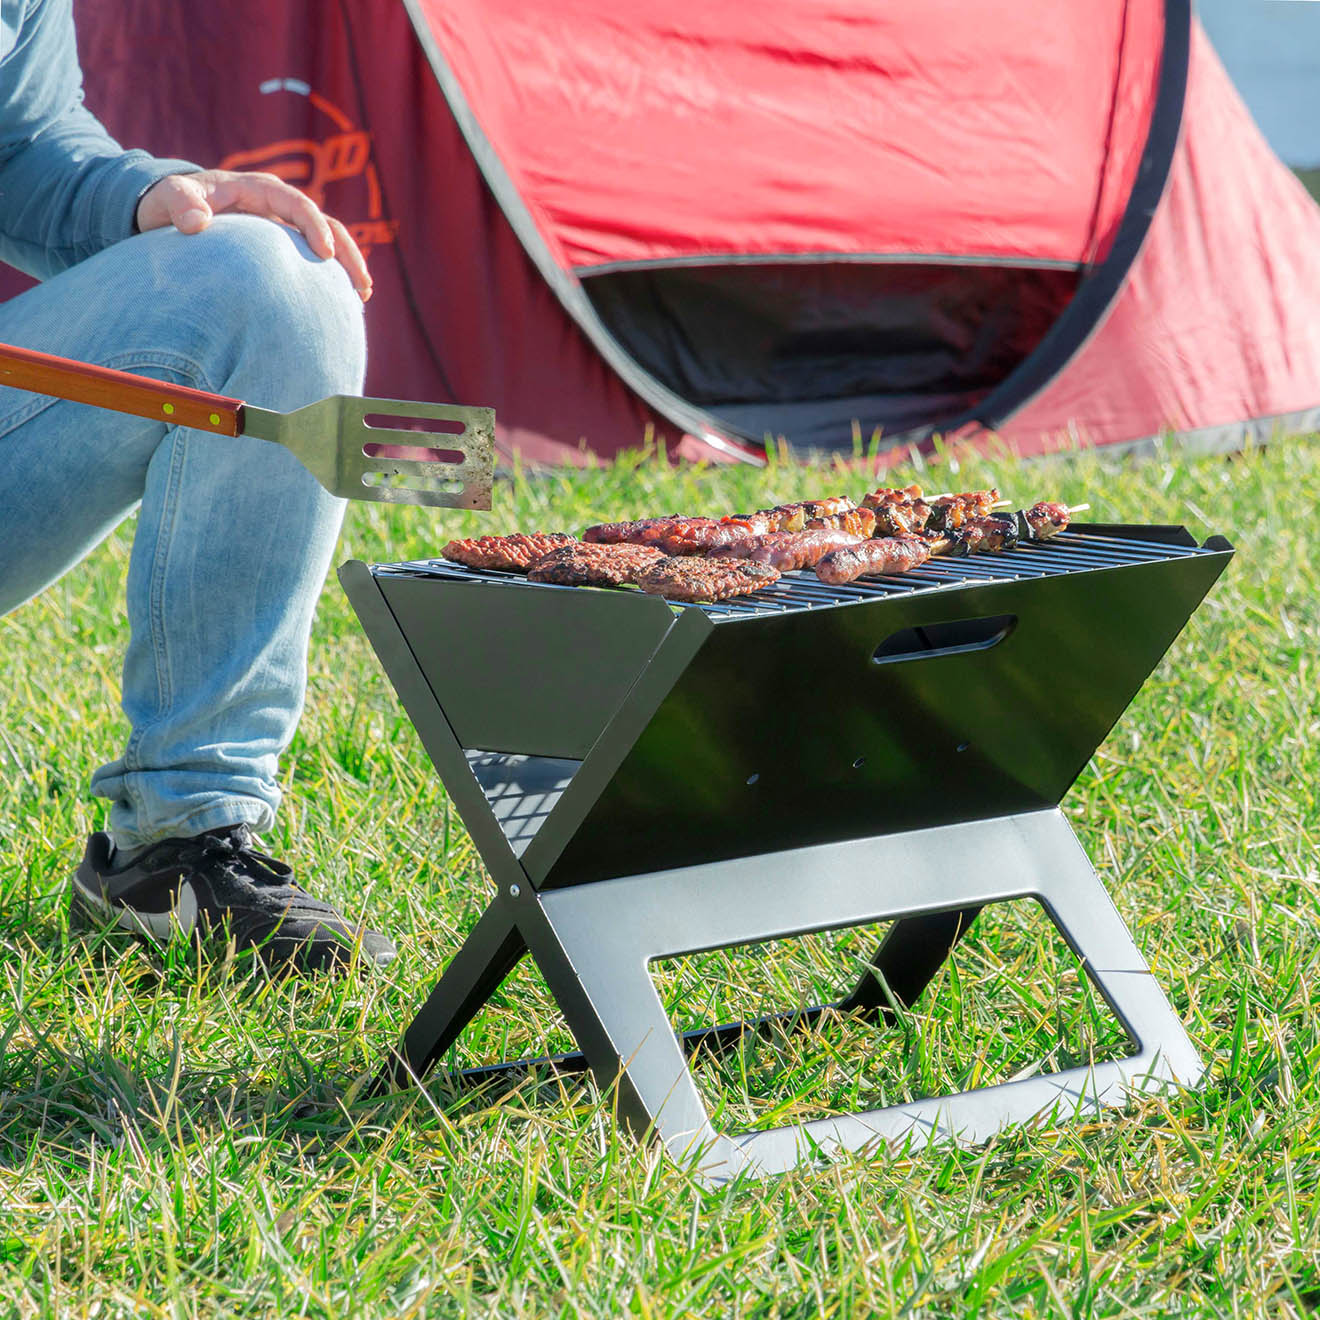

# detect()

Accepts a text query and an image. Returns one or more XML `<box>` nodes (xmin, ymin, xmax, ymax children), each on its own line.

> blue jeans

<box><xmin>0</xmin><ymin>215</ymin><xmax>365</xmax><ymax>850</ymax></box>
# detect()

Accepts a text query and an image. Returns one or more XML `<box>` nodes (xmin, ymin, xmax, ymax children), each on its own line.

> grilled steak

<box><xmin>634</xmin><ymin>556</ymin><xmax>781</xmax><ymax>602</ymax></box>
<box><xmin>815</xmin><ymin>535</ymin><xmax>932</xmax><ymax>585</ymax></box>
<box><xmin>708</xmin><ymin>528</ymin><xmax>866</xmax><ymax>570</ymax></box>
<box><xmin>527</xmin><ymin>541</ymin><xmax>666</xmax><ymax>587</ymax></box>
<box><xmin>442</xmin><ymin>532</ymin><xmax>575</xmax><ymax>572</ymax></box>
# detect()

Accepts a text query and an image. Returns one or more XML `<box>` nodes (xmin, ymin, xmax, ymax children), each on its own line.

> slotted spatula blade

<box><xmin>0</xmin><ymin>341</ymin><xmax>497</xmax><ymax>511</ymax></box>
<box><xmin>242</xmin><ymin>396</ymin><xmax>495</xmax><ymax>510</ymax></box>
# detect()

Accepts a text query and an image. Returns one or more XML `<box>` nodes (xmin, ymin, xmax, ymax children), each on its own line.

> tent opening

<box><xmin>581</xmin><ymin>261</ymin><xmax>1082</xmax><ymax>444</ymax></box>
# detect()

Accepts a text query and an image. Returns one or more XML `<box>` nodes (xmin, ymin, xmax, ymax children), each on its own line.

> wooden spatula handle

<box><xmin>0</xmin><ymin>341</ymin><xmax>243</xmax><ymax>435</ymax></box>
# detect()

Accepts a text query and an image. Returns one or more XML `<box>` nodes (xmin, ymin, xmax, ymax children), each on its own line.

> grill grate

<box><xmin>375</xmin><ymin>529</ymin><xmax>1217</xmax><ymax>619</ymax></box>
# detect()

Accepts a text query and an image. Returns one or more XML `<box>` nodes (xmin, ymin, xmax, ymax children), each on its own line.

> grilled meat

<box><xmin>443</xmin><ymin>532</ymin><xmax>575</xmax><ymax>572</ymax></box>
<box><xmin>708</xmin><ymin>528</ymin><xmax>866</xmax><ymax>570</ymax></box>
<box><xmin>805</xmin><ymin>506</ymin><xmax>877</xmax><ymax>537</ymax></box>
<box><xmin>798</xmin><ymin>496</ymin><xmax>856</xmax><ymax>520</ymax></box>
<box><xmin>815</xmin><ymin>534</ymin><xmax>932</xmax><ymax>585</ymax></box>
<box><xmin>924</xmin><ymin>514</ymin><xmax>1019</xmax><ymax>558</ymax></box>
<box><xmin>582</xmin><ymin>515</ymin><xmax>693</xmax><ymax>545</ymax></box>
<box><xmin>719</xmin><ymin>510</ymin><xmax>781</xmax><ymax>536</ymax></box>
<box><xmin>926</xmin><ymin>488</ymin><xmax>1000</xmax><ymax>531</ymax></box>
<box><xmin>527</xmin><ymin>541</ymin><xmax>666</xmax><ymax>587</ymax></box>
<box><xmin>1020</xmin><ymin>501</ymin><xmax>1072</xmax><ymax>541</ymax></box>
<box><xmin>862</xmin><ymin>485</ymin><xmax>932</xmax><ymax>537</ymax></box>
<box><xmin>634</xmin><ymin>556</ymin><xmax>781</xmax><ymax>602</ymax></box>
<box><xmin>656</xmin><ymin>520</ymin><xmax>753</xmax><ymax>555</ymax></box>
<box><xmin>861</xmin><ymin>484</ymin><xmax>923</xmax><ymax>510</ymax></box>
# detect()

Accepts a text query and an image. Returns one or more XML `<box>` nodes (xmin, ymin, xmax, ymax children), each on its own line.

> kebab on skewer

<box><xmin>660</xmin><ymin>496</ymin><xmax>859</xmax><ymax>552</ymax></box>
<box><xmin>862</xmin><ymin>485</ymin><xmax>1001</xmax><ymax>536</ymax></box>
<box><xmin>814</xmin><ymin>502</ymin><xmax>1084</xmax><ymax>584</ymax></box>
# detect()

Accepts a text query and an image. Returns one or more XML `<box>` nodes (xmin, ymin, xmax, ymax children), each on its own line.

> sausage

<box><xmin>815</xmin><ymin>535</ymin><xmax>932</xmax><ymax>585</ymax></box>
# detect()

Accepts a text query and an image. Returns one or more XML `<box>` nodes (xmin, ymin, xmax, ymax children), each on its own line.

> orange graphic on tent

<box><xmin>219</xmin><ymin>79</ymin><xmax>397</xmax><ymax>256</ymax></box>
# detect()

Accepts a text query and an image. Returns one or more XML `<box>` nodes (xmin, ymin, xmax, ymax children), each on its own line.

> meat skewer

<box><xmin>804</xmin><ymin>506</ymin><xmax>877</xmax><ymax>536</ymax></box>
<box><xmin>862</xmin><ymin>484</ymin><xmax>1000</xmax><ymax>536</ymax></box>
<box><xmin>861</xmin><ymin>485</ymin><xmax>931</xmax><ymax>536</ymax></box>
<box><xmin>1018</xmin><ymin>501</ymin><xmax>1076</xmax><ymax>541</ymax></box>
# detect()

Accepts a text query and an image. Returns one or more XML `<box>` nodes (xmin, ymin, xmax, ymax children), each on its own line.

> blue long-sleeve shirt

<box><xmin>0</xmin><ymin>0</ymin><xmax>198</xmax><ymax>280</ymax></box>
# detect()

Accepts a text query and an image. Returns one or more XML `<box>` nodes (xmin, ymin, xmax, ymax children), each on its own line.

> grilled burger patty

<box><xmin>527</xmin><ymin>541</ymin><xmax>665</xmax><ymax>586</ymax></box>
<box><xmin>634</xmin><ymin>556</ymin><xmax>781</xmax><ymax>602</ymax></box>
<box><xmin>708</xmin><ymin>528</ymin><xmax>866</xmax><ymax>570</ymax></box>
<box><xmin>442</xmin><ymin>532</ymin><xmax>575</xmax><ymax>572</ymax></box>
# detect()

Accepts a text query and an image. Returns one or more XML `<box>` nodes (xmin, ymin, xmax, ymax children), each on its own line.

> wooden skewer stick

<box><xmin>1067</xmin><ymin>504</ymin><xmax>1090</xmax><ymax>514</ymax></box>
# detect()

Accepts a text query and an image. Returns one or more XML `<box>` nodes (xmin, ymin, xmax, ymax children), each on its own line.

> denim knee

<box><xmin>143</xmin><ymin>214</ymin><xmax>367</xmax><ymax>404</ymax></box>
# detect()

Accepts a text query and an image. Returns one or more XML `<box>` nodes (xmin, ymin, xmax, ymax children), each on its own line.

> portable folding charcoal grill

<box><xmin>341</xmin><ymin>521</ymin><xmax>1233</xmax><ymax>1181</ymax></box>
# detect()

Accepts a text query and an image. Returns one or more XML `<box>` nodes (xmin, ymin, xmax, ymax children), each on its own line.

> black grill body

<box><xmin>342</xmin><ymin>524</ymin><xmax>1232</xmax><ymax>1180</ymax></box>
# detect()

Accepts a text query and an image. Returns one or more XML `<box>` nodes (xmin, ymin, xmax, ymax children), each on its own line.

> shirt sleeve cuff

<box><xmin>100</xmin><ymin>151</ymin><xmax>204</xmax><ymax>238</ymax></box>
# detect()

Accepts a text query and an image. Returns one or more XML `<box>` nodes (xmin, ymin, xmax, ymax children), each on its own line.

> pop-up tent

<box><xmin>12</xmin><ymin>1</ymin><xmax>1320</xmax><ymax>463</ymax></box>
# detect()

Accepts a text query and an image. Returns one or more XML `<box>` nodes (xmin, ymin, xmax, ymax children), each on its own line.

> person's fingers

<box><xmin>325</xmin><ymin>214</ymin><xmax>373</xmax><ymax>302</ymax></box>
<box><xmin>169</xmin><ymin>175</ymin><xmax>214</xmax><ymax>233</ymax></box>
<box><xmin>217</xmin><ymin>173</ymin><xmax>337</xmax><ymax>260</ymax></box>
<box><xmin>136</xmin><ymin>173</ymin><xmax>213</xmax><ymax>234</ymax></box>
<box><xmin>137</xmin><ymin>169</ymin><xmax>373</xmax><ymax>301</ymax></box>
<box><xmin>217</xmin><ymin>176</ymin><xmax>372</xmax><ymax>299</ymax></box>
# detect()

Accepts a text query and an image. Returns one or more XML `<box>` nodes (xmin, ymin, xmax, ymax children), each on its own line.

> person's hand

<box><xmin>135</xmin><ymin>169</ymin><xmax>373</xmax><ymax>302</ymax></box>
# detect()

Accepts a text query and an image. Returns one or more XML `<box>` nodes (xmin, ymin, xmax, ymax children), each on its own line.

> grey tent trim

<box><xmin>399</xmin><ymin>0</ymin><xmax>761</xmax><ymax>462</ymax></box>
<box><xmin>574</xmin><ymin>252</ymin><xmax>1085</xmax><ymax>278</ymax></box>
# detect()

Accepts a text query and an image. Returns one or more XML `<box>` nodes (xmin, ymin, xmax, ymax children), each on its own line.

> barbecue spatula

<box><xmin>0</xmin><ymin>341</ymin><xmax>495</xmax><ymax>510</ymax></box>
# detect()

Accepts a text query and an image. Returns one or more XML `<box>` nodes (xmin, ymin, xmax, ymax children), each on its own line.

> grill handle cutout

<box><xmin>872</xmin><ymin>613</ymin><xmax>1017</xmax><ymax>665</ymax></box>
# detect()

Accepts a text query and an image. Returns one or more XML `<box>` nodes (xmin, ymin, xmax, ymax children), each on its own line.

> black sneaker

<box><xmin>69</xmin><ymin>824</ymin><xmax>396</xmax><ymax>972</ymax></box>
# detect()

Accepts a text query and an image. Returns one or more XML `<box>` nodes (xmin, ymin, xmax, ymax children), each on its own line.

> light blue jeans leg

<box><xmin>0</xmin><ymin>214</ymin><xmax>365</xmax><ymax>850</ymax></box>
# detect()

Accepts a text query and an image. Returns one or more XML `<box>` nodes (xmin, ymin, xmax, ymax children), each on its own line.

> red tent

<box><xmin>16</xmin><ymin>1</ymin><xmax>1320</xmax><ymax>463</ymax></box>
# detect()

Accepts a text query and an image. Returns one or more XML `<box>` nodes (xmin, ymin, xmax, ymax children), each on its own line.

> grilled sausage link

<box><xmin>815</xmin><ymin>534</ymin><xmax>932</xmax><ymax>585</ymax></box>
<box><xmin>708</xmin><ymin>528</ymin><xmax>866</xmax><ymax>570</ymax></box>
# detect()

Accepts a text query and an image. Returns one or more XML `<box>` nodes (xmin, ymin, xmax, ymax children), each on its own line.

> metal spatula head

<box><xmin>242</xmin><ymin>397</ymin><xmax>496</xmax><ymax>510</ymax></box>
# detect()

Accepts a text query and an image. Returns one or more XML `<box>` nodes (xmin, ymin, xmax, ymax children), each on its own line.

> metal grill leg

<box><xmin>377</xmin><ymin>810</ymin><xmax>1203</xmax><ymax>1183</ymax></box>
<box><xmin>839</xmin><ymin>905</ymin><xmax>985</xmax><ymax>1018</ymax></box>
<box><xmin>372</xmin><ymin>899</ymin><xmax>527</xmax><ymax>1092</ymax></box>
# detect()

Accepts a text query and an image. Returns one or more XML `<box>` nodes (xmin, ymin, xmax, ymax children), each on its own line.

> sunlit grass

<box><xmin>1</xmin><ymin>435</ymin><xmax>1317</xmax><ymax>1316</ymax></box>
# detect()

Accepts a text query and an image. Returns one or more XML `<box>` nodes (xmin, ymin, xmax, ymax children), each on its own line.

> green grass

<box><xmin>2</xmin><ymin>436</ymin><xmax>1319</xmax><ymax>1317</ymax></box>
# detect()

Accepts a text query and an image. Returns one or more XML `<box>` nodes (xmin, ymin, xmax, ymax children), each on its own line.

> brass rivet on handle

<box><xmin>209</xmin><ymin>413</ymin><xmax>221</xmax><ymax>426</ymax></box>
<box><xmin>162</xmin><ymin>403</ymin><xmax>175</xmax><ymax>416</ymax></box>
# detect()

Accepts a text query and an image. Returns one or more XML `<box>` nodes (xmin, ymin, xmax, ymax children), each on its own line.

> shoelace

<box><xmin>180</xmin><ymin>826</ymin><xmax>296</xmax><ymax>888</ymax></box>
